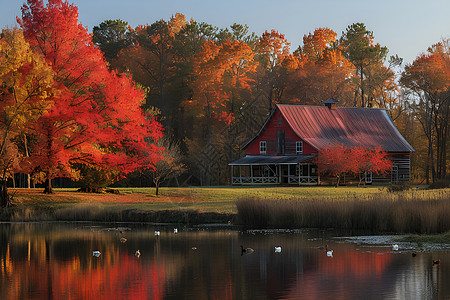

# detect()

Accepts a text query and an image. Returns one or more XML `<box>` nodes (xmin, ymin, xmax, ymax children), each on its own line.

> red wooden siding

<box><xmin>245</xmin><ymin>109</ymin><xmax>318</xmax><ymax>155</ymax></box>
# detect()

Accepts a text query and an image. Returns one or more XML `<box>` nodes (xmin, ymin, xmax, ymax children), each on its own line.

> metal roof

<box><xmin>243</xmin><ymin>104</ymin><xmax>415</xmax><ymax>153</ymax></box>
<box><xmin>229</xmin><ymin>154</ymin><xmax>316</xmax><ymax>166</ymax></box>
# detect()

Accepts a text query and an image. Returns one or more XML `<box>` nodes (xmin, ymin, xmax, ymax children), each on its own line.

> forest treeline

<box><xmin>91</xmin><ymin>13</ymin><xmax>448</xmax><ymax>186</ymax></box>
<box><xmin>0</xmin><ymin>0</ymin><xmax>448</xmax><ymax>201</ymax></box>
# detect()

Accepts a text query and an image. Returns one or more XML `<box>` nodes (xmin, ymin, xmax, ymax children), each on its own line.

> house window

<box><xmin>296</xmin><ymin>141</ymin><xmax>303</xmax><ymax>154</ymax></box>
<box><xmin>260</xmin><ymin>141</ymin><xmax>267</xmax><ymax>154</ymax></box>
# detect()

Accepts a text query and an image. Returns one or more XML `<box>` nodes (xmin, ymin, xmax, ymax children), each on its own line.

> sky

<box><xmin>1</xmin><ymin>0</ymin><xmax>450</xmax><ymax>65</ymax></box>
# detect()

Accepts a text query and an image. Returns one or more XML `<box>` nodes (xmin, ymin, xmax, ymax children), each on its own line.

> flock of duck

<box><xmin>91</xmin><ymin>231</ymin><xmax>441</xmax><ymax>265</ymax></box>
<box><xmin>92</xmin><ymin>229</ymin><xmax>177</xmax><ymax>259</ymax></box>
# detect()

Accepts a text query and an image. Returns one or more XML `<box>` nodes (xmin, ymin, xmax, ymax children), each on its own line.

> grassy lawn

<box><xmin>8</xmin><ymin>185</ymin><xmax>437</xmax><ymax>214</ymax></box>
<box><xmin>4</xmin><ymin>186</ymin><xmax>449</xmax><ymax>228</ymax></box>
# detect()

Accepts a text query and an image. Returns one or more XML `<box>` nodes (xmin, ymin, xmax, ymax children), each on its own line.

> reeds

<box><xmin>0</xmin><ymin>204</ymin><xmax>234</xmax><ymax>224</ymax></box>
<box><xmin>235</xmin><ymin>189</ymin><xmax>450</xmax><ymax>233</ymax></box>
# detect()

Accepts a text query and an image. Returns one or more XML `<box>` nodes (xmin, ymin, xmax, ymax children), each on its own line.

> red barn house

<box><xmin>229</xmin><ymin>100</ymin><xmax>415</xmax><ymax>185</ymax></box>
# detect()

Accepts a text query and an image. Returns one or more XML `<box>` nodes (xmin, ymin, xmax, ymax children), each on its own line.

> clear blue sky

<box><xmin>1</xmin><ymin>0</ymin><xmax>450</xmax><ymax>65</ymax></box>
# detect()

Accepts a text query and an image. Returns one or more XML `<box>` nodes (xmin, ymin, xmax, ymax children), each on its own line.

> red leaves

<box><xmin>317</xmin><ymin>143</ymin><xmax>392</xmax><ymax>185</ymax></box>
<box><xmin>17</xmin><ymin>0</ymin><xmax>163</xmax><ymax>183</ymax></box>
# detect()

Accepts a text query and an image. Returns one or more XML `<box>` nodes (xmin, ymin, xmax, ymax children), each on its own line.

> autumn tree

<box><xmin>349</xmin><ymin>146</ymin><xmax>392</xmax><ymax>186</ymax></box>
<box><xmin>18</xmin><ymin>0</ymin><xmax>163</xmax><ymax>193</ymax></box>
<box><xmin>401</xmin><ymin>40</ymin><xmax>450</xmax><ymax>183</ymax></box>
<box><xmin>317</xmin><ymin>143</ymin><xmax>392</xmax><ymax>186</ymax></box>
<box><xmin>0</xmin><ymin>27</ymin><xmax>54</xmax><ymax>206</ymax></box>
<box><xmin>289</xmin><ymin>28</ymin><xmax>354</xmax><ymax>106</ymax></box>
<box><xmin>144</xmin><ymin>135</ymin><xmax>186</xmax><ymax>195</ymax></box>
<box><xmin>188</xmin><ymin>38</ymin><xmax>257</xmax><ymax>185</ymax></box>
<box><xmin>256</xmin><ymin>30</ymin><xmax>292</xmax><ymax>112</ymax></box>
<box><xmin>316</xmin><ymin>143</ymin><xmax>352</xmax><ymax>186</ymax></box>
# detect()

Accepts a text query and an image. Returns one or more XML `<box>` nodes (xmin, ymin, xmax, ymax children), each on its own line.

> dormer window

<box><xmin>260</xmin><ymin>141</ymin><xmax>267</xmax><ymax>154</ymax></box>
<box><xmin>296</xmin><ymin>141</ymin><xmax>303</xmax><ymax>154</ymax></box>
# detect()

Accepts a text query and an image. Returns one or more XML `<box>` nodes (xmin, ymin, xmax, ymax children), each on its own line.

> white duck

<box><xmin>274</xmin><ymin>246</ymin><xmax>282</xmax><ymax>253</ymax></box>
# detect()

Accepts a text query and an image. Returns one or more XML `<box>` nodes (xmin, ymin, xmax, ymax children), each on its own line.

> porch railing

<box><xmin>232</xmin><ymin>176</ymin><xmax>279</xmax><ymax>184</ymax></box>
<box><xmin>288</xmin><ymin>175</ymin><xmax>318</xmax><ymax>184</ymax></box>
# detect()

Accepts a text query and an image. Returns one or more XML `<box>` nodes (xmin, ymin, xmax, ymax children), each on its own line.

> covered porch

<box><xmin>229</xmin><ymin>155</ymin><xmax>318</xmax><ymax>185</ymax></box>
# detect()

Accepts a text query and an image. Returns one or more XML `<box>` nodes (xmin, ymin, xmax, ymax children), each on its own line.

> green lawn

<box><xmin>9</xmin><ymin>185</ymin><xmax>434</xmax><ymax>214</ymax></box>
<box><xmin>4</xmin><ymin>185</ymin><xmax>448</xmax><ymax>226</ymax></box>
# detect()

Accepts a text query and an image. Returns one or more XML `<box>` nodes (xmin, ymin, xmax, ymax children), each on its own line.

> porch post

<box><xmin>231</xmin><ymin>165</ymin><xmax>233</xmax><ymax>184</ymax></box>
<box><xmin>279</xmin><ymin>165</ymin><xmax>282</xmax><ymax>184</ymax></box>
<box><xmin>298</xmin><ymin>164</ymin><xmax>301</xmax><ymax>186</ymax></box>
<box><xmin>239</xmin><ymin>166</ymin><xmax>242</xmax><ymax>184</ymax></box>
<box><xmin>308</xmin><ymin>163</ymin><xmax>311</xmax><ymax>183</ymax></box>
<box><xmin>288</xmin><ymin>164</ymin><xmax>290</xmax><ymax>184</ymax></box>
<box><xmin>250</xmin><ymin>165</ymin><xmax>253</xmax><ymax>183</ymax></box>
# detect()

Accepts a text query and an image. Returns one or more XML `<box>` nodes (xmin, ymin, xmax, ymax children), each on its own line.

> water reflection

<box><xmin>0</xmin><ymin>223</ymin><xmax>447</xmax><ymax>299</ymax></box>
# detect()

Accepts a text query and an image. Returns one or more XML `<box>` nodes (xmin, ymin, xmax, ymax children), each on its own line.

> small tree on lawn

<box><xmin>146</xmin><ymin>135</ymin><xmax>186</xmax><ymax>196</ymax></box>
<box><xmin>316</xmin><ymin>143</ymin><xmax>352</xmax><ymax>187</ymax></box>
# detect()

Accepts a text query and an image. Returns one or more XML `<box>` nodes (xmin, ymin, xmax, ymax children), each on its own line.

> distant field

<box><xmin>8</xmin><ymin>185</ymin><xmax>436</xmax><ymax>214</ymax></box>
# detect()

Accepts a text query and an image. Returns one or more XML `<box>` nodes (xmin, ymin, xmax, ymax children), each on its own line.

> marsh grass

<box><xmin>236</xmin><ymin>189</ymin><xmax>450</xmax><ymax>233</ymax></box>
<box><xmin>1</xmin><ymin>203</ymin><xmax>233</xmax><ymax>224</ymax></box>
<box><xmin>399</xmin><ymin>231</ymin><xmax>450</xmax><ymax>244</ymax></box>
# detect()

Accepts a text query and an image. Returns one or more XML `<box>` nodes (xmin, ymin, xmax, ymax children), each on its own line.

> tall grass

<box><xmin>235</xmin><ymin>189</ymin><xmax>450</xmax><ymax>233</ymax></box>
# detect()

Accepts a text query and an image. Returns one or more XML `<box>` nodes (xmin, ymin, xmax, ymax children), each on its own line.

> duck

<box><xmin>392</xmin><ymin>244</ymin><xmax>399</xmax><ymax>251</ymax></box>
<box><xmin>326</xmin><ymin>249</ymin><xmax>333</xmax><ymax>257</ymax></box>
<box><xmin>412</xmin><ymin>252</ymin><xmax>417</xmax><ymax>257</ymax></box>
<box><xmin>174</xmin><ymin>228</ymin><xmax>178</xmax><ymax>234</ymax></box>
<box><xmin>274</xmin><ymin>246</ymin><xmax>282</xmax><ymax>253</ymax></box>
<box><xmin>135</xmin><ymin>250</ymin><xmax>141</xmax><ymax>258</ymax></box>
<box><xmin>432</xmin><ymin>259</ymin><xmax>440</xmax><ymax>265</ymax></box>
<box><xmin>120</xmin><ymin>237</ymin><xmax>127</xmax><ymax>243</ymax></box>
<box><xmin>92</xmin><ymin>250</ymin><xmax>101</xmax><ymax>257</ymax></box>
<box><xmin>155</xmin><ymin>230</ymin><xmax>160</xmax><ymax>236</ymax></box>
<box><xmin>191</xmin><ymin>247</ymin><xmax>197</xmax><ymax>250</ymax></box>
<box><xmin>241</xmin><ymin>245</ymin><xmax>255</xmax><ymax>255</ymax></box>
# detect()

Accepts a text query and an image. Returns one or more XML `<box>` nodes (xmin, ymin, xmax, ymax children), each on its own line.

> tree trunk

<box><xmin>43</xmin><ymin>178</ymin><xmax>53</xmax><ymax>194</ymax></box>
<box><xmin>155</xmin><ymin>182</ymin><xmax>159</xmax><ymax>196</ymax></box>
<box><xmin>0</xmin><ymin>179</ymin><xmax>11</xmax><ymax>208</ymax></box>
<box><xmin>24</xmin><ymin>134</ymin><xmax>31</xmax><ymax>188</ymax></box>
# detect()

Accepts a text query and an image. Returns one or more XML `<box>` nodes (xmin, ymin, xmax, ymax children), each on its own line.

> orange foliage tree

<box><xmin>256</xmin><ymin>30</ymin><xmax>293</xmax><ymax>112</ymax></box>
<box><xmin>288</xmin><ymin>28</ymin><xmax>354</xmax><ymax>105</ymax></box>
<box><xmin>187</xmin><ymin>38</ymin><xmax>256</xmax><ymax>184</ymax></box>
<box><xmin>401</xmin><ymin>40</ymin><xmax>450</xmax><ymax>183</ymax></box>
<box><xmin>0</xmin><ymin>27</ymin><xmax>54</xmax><ymax>205</ymax></box>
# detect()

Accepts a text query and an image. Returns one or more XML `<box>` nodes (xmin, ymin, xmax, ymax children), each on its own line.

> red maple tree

<box><xmin>349</xmin><ymin>146</ymin><xmax>392</xmax><ymax>186</ymax></box>
<box><xmin>18</xmin><ymin>0</ymin><xmax>163</xmax><ymax>193</ymax></box>
<box><xmin>317</xmin><ymin>143</ymin><xmax>392</xmax><ymax>186</ymax></box>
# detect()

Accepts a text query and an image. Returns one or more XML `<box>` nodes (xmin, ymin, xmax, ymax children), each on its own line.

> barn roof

<box><xmin>244</xmin><ymin>104</ymin><xmax>415</xmax><ymax>153</ymax></box>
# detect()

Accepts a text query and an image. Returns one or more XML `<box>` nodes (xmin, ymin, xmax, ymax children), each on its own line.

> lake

<box><xmin>1</xmin><ymin>223</ymin><xmax>449</xmax><ymax>299</ymax></box>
